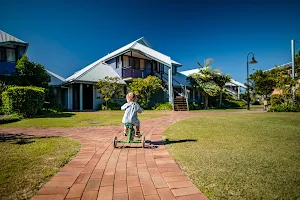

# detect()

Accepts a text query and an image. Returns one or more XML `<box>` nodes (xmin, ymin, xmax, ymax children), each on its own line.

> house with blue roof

<box><xmin>0</xmin><ymin>30</ymin><xmax>29</xmax><ymax>75</ymax></box>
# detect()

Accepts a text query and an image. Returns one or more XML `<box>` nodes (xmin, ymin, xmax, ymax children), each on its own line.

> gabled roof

<box><xmin>264</xmin><ymin>62</ymin><xmax>292</xmax><ymax>72</ymax></box>
<box><xmin>67</xmin><ymin>62</ymin><xmax>126</xmax><ymax>84</ymax></box>
<box><xmin>180</xmin><ymin>68</ymin><xmax>246</xmax><ymax>88</ymax></box>
<box><xmin>66</xmin><ymin>37</ymin><xmax>181</xmax><ymax>81</ymax></box>
<box><xmin>0</xmin><ymin>30</ymin><xmax>28</xmax><ymax>45</ymax></box>
<box><xmin>46</xmin><ymin>69</ymin><xmax>66</xmax><ymax>86</ymax></box>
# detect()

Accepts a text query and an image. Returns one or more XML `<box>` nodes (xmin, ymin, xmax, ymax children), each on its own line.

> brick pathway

<box><xmin>0</xmin><ymin>111</ymin><xmax>262</xmax><ymax>200</ymax></box>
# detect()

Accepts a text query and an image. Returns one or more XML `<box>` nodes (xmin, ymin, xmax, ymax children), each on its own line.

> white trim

<box><xmin>46</xmin><ymin>69</ymin><xmax>66</xmax><ymax>82</ymax></box>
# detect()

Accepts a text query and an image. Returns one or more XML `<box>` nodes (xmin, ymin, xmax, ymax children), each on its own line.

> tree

<box><xmin>94</xmin><ymin>76</ymin><xmax>123</xmax><ymax>108</ymax></box>
<box><xmin>188</xmin><ymin>59</ymin><xmax>220</xmax><ymax>108</ymax></box>
<box><xmin>272</xmin><ymin>68</ymin><xmax>297</xmax><ymax>104</ymax></box>
<box><xmin>249</xmin><ymin>70</ymin><xmax>277</xmax><ymax>99</ymax></box>
<box><xmin>15</xmin><ymin>55</ymin><xmax>50</xmax><ymax>88</ymax></box>
<box><xmin>213</xmin><ymin>73</ymin><xmax>231</xmax><ymax>107</ymax></box>
<box><xmin>129</xmin><ymin>75</ymin><xmax>162</xmax><ymax>108</ymax></box>
<box><xmin>295</xmin><ymin>50</ymin><xmax>300</xmax><ymax>76</ymax></box>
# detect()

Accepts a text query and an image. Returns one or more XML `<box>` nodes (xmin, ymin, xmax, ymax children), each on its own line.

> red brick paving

<box><xmin>0</xmin><ymin>111</ymin><xmax>262</xmax><ymax>199</ymax></box>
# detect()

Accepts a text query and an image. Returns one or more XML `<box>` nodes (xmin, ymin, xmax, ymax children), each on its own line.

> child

<box><xmin>263</xmin><ymin>99</ymin><xmax>268</xmax><ymax>111</ymax></box>
<box><xmin>121</xmin><ymin>92</ymin><xmax>143</xmax><ymax>137</ymax></box>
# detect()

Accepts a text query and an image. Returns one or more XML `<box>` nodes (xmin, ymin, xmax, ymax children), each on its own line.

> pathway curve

<box><xmin>0</xmin><ymin>111</ymin><xmax>263</xmax><ymax>200</ymax></box>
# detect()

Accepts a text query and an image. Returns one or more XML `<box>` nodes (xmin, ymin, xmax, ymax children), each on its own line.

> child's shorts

<box><xmin>124</xmin><ymin>120</ymin><xmax>140</xmax><ymax>127</ymax></box>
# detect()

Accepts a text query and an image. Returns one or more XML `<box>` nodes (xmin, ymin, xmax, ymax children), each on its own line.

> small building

<box><xmin>180</xmin><ymin>69</ymin><xmax>246</xmax><ymax>100</ymax></box>
<box><xmin>0</xmin><ymin>30</ymin><xmax>29</xmax><ymax>75</ymax></box>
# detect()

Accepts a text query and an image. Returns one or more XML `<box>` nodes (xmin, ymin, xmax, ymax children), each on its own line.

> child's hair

<box><xmin>126</xmin><ymin>92</ymin><xmax>136</xmax><ymax>101</ymax></box>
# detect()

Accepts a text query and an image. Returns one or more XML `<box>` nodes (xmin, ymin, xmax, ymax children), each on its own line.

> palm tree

<box><xmin>213</xmin><ymin>73</ymin><xmax>232</xmax><ymax>107</ymax></box>
<box><xmin>188</xmin><ymin>59</ymin><xmax>220</xmax><ymax>108</ymax></box>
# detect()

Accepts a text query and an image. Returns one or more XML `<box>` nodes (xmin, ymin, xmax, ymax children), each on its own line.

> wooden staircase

<box><xmin>174</xmin><ymin>96</ymin><xmax>188</xmax><ymax>111</ymax></box>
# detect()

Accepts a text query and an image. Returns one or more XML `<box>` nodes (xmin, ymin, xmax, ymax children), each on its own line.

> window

<box><xmin>0</xmin><ymin>47</ymin><xmax>5</xmax><ymax>61</ymax></box>
<box><xmin>172</xmin><ymin>66</ymin><xmax>177</xmax><ymax>75</ymax></box>
<box><xmin>154</xmin><ymin>62</ymin><xmax>160</xmax><ymax>72</ymax></box>
<box><xmin>116</xmin><ymin>56</ymin><xmax>119</xmax><ymax>69</ymax></box>
<box><xmin>140</xmin><ymin>59</ymin><xmax>145</xmax><ymax>70</ymax></box>
<box><xmin>123</xmin><ymin>56</ymin><xmax>129</xmax><ymax>68</ymax></box>
<box><xmin>6</xmin><ymin>49</ymin><xmax>15</xmax><ymax>62</ymax></box>
<box><xmin>134</xmin><ymin>58</ymin><xmax>140</xmax><ymax>69</ymax></box>
<box><xmin>129</xmin><ymin>57</ymin><xmax>135</xmax><ymax>68</ymax></box>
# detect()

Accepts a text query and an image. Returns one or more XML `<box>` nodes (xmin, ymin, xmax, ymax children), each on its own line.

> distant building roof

<box><xmin>46</xmin><ymin>69</ymin><xmax>66</xmax><ymax>86</ymax></box>
<box><xmin>66</xmin><ymin>37</ymin><xmax>181</xmax><ymax>81</ymax></box>
<box><xmin>180</xmin><ymin>68</ymin><xmax>246</xmax><ymax>88</ymax></box>
<box><xmin>0</xmin><ymin>30</ymin><xmax>28</xmax><ymax>45</ymax></box>
<box><xmin>264</xmin><ymin>62</ymin><xmax>292</xmax><ymax>72</ymax></box>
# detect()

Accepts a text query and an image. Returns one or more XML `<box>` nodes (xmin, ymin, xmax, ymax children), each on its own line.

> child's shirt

<box><xmin>121</xmin><ymin>102</ymin><xmax>143</xmax><ymax>125</ymax></box>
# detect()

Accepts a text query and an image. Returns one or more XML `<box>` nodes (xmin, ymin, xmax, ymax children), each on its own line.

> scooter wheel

<box><xmin>113</xmin><ymin>136</ymin><xmax>118</xmax><ymax>148</ymax></box>
<box><xmin>141</xmin><ymin>136</ymin><xmax>145</xmax><ymax>148</ymax></box>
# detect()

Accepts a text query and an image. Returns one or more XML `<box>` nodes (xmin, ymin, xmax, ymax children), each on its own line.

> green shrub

<box><xmin>98</xmin><ymin>101</ymin><xmax>122</xmax><ymax>110</ymax></box>
<box><xmin>2</xmin><ymin>86</ymin><xmax>45</xmax><ymax>117</ymax></box>
<box><xmin>188</xmin><ymin>102</ymin><xmax>200</xmax><ymax>110</ymax></box>
<box><xmin>270</xmin><ymin>94</ymin><xmax>284</xmax><ymax>106</ymax></box>
<box><xmin>251</xmin><ymin>100</ymin><xmax>261</xmax><ymax>105</ymax></box>
<box><xmin>153</xmin><ymin>102</ymin><xmax>172</xmax><ymax>110</ymax></box>
<box><xmin>268</xmin><ymin>104</ymin><xmax>298</xmax><ymax>112</ymax></box>
<box><xmin>218</xmin><ymin>100</ymin><xmax>245</xmax><ymax>109</ymax></box>
<box><xmin>0</xmin><ymin>113</ymin><xmax>22</xmax><ymax>124</ymax></box>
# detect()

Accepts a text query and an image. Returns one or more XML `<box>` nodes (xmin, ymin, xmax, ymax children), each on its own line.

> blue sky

<box><xmin>1</xmin><ymin>0</ymin><xmax>300</xmax><ymax>83</ymax></box>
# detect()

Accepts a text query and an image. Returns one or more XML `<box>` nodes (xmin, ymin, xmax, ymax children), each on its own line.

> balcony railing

<box><xmin>122</xmin><ymin>66</ymin><xmax>152</xmax><ymax>79</ymax></box>
<box><xmin>0</xmin><ymin>61</ymin><xmax>16</xmax><ymax>75</ymax></box>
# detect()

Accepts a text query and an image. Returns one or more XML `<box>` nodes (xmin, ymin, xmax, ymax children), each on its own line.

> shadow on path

<box><xmin>0</xmin><ymin>133</ymin><xmax>59</xmax><ymax>145</ymax></box>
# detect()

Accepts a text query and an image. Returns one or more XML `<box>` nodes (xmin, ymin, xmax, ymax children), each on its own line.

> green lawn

<box><xmin>0</xmin><ymin>111</ymin><xmax>166</xmax><ymax>128</ymax></box>
<box><xmin>164</xmin><ymin>113</ymin><xmax>300</xmax><ymax>200</ymax></box>
<box><xmin>0</xmin><ymin>136</ymin><xmax>80</xmax><ymax>200</ymax></box>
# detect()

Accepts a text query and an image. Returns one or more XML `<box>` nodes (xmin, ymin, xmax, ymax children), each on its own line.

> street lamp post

<box><xmin>247</xmin><ymin>52</ymin><xmax>258</xmax><ymax>110</ymax></box>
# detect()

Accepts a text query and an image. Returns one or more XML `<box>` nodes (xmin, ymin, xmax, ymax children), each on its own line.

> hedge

<box><xmin>2</xmin><ymin>86</ymin><xmax>45</xmax><ymax>117</ymax></box>
<box><xmin>268</xmin><ymin>104</ymin><xmax>298</xmax><ymax>112</ymax></box>
<box><xmin>270</xmin><ymin>94</ymin><xmax>284</xmax><ymax>106</ymax></box>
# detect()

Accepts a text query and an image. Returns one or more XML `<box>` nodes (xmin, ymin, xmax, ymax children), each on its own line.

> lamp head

<box><xmin>249</xmin><ymin>56</ymin><xmax>257</xmax><ymax>64</ymax></box>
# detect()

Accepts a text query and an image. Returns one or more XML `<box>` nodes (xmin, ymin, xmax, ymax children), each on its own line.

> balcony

<box><xmin>0</xmin><ymin>61</ymin><xmax>16</xmax><ymax>75</ymax></box>
<box><xmin>122</xmin><ymin>66</ymin><xmax>153</xmax><ymax>79</ymax></box>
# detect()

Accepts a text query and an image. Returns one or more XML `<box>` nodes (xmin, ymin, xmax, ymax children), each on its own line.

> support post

<box><xmin>168</xmin><ymin>64</ymin><xmax>173</xmax><ymax>107</ymax></box>
<box><xmin>238</xmin><ymin>86</ymin><xmax>240</xmax><ymax>100</ymax></box>
<box><xmin>193</xmin><ymin>88</ymin><xmax>195</xmax><ymax>102</ymax></box>
<box><xmin>247</xmin><ymin>59</ymin><xmax>250</xmax><ymax>110</ymax></box>
<box><xmin>80</xmin><ymin>83</ymin><xmax>83</xmax><ymax>111</ymax></box>
<box><xmin>68</xmin><ymin>86</ymin><xmax>73</xmax><ymax>110</ymax></box>
<box><xmin>292</xmin><ymin>39</ymin><xmax>296</xmax><ymax>104</ymax></box>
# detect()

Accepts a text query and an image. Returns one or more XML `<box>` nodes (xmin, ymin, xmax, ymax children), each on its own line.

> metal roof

<box><xmin>180</xmin><ymin>68</ymin><xmax>246</xmax><ymax>88</ymax></box>
<box><xmin>0</xmin><ymin>30</ymin><xmax>28</xmax><ymax>45</ymax></box>
<box><xmin>46</xmin><ymin>69</ymin><xmax>66</xmax><ymax>86</ymax></box>
<box><xmin>264</xmin><ymin>62</ymin><xmax>292</xmax><ymax>72</ymax></box>
<box><xmin>68</xmin><ymin>62</ymin><xmax>126</xmax><ymax>84</ymax></box>
<box><xmin>66</xmin><ymin>37</ymin><xmax>181</xmax><ymax>81</ymax></box>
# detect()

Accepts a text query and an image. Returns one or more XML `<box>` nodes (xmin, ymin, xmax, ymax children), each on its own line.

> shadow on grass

<box><xmin>151</xmin><ymin>139</ymin><xmax>197</xmax><ymax>146</ymax></box>
<box><xmin>0</xmin><ymin>133</ymin><xmax>59</xmax><ymax>145</ymax></box>
<box><xmin>0</xmin><ymin>118</ymin><xmax>21</xmax><ymax>125</ymax></box>
<box><xmin>35</xmin><ymin>112</ymin><xmax>75</xmax><ymax>119</ymax></box>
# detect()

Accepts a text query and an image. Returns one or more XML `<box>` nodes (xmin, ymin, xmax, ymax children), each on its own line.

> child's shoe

<box><xmin>135</xmin><ymin>132</ymin><xmax>142</xmax><ymax>138</ymax></box>
<box><xmin>123</xmin><ymin>132</ymin><xmax>127</xmax><ymax>136</ymax></box>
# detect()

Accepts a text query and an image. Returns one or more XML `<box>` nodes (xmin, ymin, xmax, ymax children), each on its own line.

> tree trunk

<box><xmin>219</xmin><ymin>91</ymin><xmax>223</xmax><ymax>107</ymax></box>
<box><xmin>105</xmin><ymin>101</ymin><xmax>108</xmax><ymax>110</ymax></box>
<box><xmin>205</xmin><ymin>94</ymin><xmax>209</xmax><ymax>109</ymax></box>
